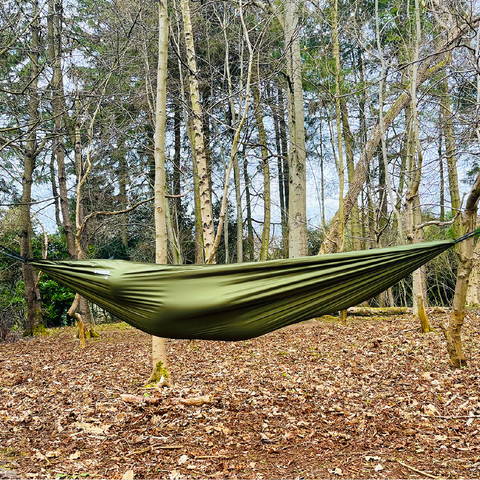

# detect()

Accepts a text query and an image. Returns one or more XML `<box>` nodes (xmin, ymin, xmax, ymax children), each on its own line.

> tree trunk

<box><xmin>150</xmin><ymin>0</ymin><xmax>171</xmax><ymax>387</ymax></box>
<box><xmin>232</xmin><ymin>114</ymin><xmax>243</xmax><ymax>263</ymax></box>
<box><xmin>442</xmin><ymin>26</ymin><xmax>480</xmax><ymax>368</ymax></box>
<box><xmin>117</xmin><ymin>136</ymin><xmax>129</xmax><ymax>249</ymax></box>
<box><xmin>405</xmin><ymin>102</ymin><xmax>431</xmax><ymax>332</ymax></box>
<box><xmin>270</xmin><ymin>85</ymin><xmax>288</xmax><ymax>257</ymax></box>
<box><xmin>341</xmin><ymin>99</ymin><xmax>361</xmax><ymax>251</ymax></box>
<box><xmin>188</xmin><ymin>116</ymin><xmax>205</xmax><ymax>264</ymax></box>
<box><xmin>278</xmin><ymin>87</ymin><xmax>290</xmax><ymax>256</ymax></box>
<box><xmin>332</xmin><ymin>0</ymin><xmax>345</xmax><ymax>254</ymax></box>
<box><xmin>172</xmin><ymin>97</ymin><xmax>183</xmax><ymax>259</ymax></box>
<box><xmin>440</xmin><ymin>74</ymin><xmax>461</xmax><ymax>235</ymax></box>
<box><xmin>443</xmin><ymin>175</ymin><xmax>480</xmax><ymax>367</ymax></box>
<box><xmin>466</xmin><ymin>235</ymin><xmax>480</xmax><ymax>305</ymax></box>
<box><xmin>48</xmin><ymin>0</ymin><xmax>95</xmax><ymax>339</ymax></box>
<box><xmin>252</xmin><ymin>75</ymin><xmax>271</xmax><ymax>261</ymax></box>
<box><xmin>243</xmin><ymin>150</ymin><xmax>254</xmax><ymax>262</ymax></box>
<box><xmin>181</xmin><ymin>0</ymin><xmax>215</xmax><ymax>263</ymax></box>
<box><xmin>72</xmin><ymin>118</ymin><xmax>96</xmax><ymax>338</ymax></box>
<box><xmin>285</xmin><ymin>0</ymin><xmax>307</xmax><ymax>258</ymax></box>
<box><xmin>223</xmin><ymin>17</ymin><xmax>243</xmax><ymax>264</ymax></box>
<box><xmin>21</xmin><ymin>0</ymin><xmax>43</xmax><ymax>336</ymax></box>
<box><xmin>49</xmin><ymin>147</ymin><xmax>62</xmax><ymax>230</ymax></box>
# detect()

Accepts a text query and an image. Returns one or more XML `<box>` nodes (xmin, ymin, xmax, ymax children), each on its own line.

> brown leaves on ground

<box><xmin>1</xmin><ymin>313</ymin><xmax>480</xmax><ymax>478</ymax></box>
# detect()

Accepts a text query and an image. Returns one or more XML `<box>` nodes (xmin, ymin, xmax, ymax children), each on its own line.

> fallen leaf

<box><xmin>45</xmin><ymin>449</ymin><xmax>61</xmax><ymax>458</ymax></box>
<box><xmin>69</xmin><ymin>451</ymin><xmax>81</xmax><ymax>460</ymax></box>
<box><xmin>423</xmin><ymin>404</ymin><xmax>439</xmax><ymax>416</ymax></box>
<box><xmin>122</xmin><ymin>470</ymin><xmax>134</xmax><ymax>480</ymax></box>
<box><xmin>33</xmin><ymin>451</ymin><xmax>46</xmax><ymax>462</ymax></box>
<box><xmin>178</xmin><ymin>454</ymin><xmax>189</xmax><ymax>465</ymax></box>
<box><xmin>71</xmin><ymin>422</ymin><xmax>109</xmax><ymax>435</ymax></box>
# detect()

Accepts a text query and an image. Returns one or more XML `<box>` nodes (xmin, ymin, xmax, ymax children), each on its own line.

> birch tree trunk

<box><xmin>285</xmin><ymin>0</ymin><xmax>307</xmax><ymax>258</ymax></box>
<box><xmin>181</xmin><ymin>0</ymin><xmax>215</xmax><ymax>263</ymax></box>
<box><xmin>405</xmin><ymin>0</ymin><xmax>431</xmax><ymax>331</ymax></box>
<box><xmin>150</xmin><ymin>0</ymin><xmax>171</xmax><ymax>387</ymax></box>
<box><xmin>221</xmin><ymin>7</ymin><xmax>243</xmax><ymax>263</ymax></box>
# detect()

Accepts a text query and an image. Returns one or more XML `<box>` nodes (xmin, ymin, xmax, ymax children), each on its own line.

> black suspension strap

<box><xmin>455</xmin><ymin>226</ymin><xmax>480</xmax><ymax>244</ymax></box>
<box><xmin>0</xmin><ymin>245</ymin><xmax>28</xmax><ymax>263</ymax></box>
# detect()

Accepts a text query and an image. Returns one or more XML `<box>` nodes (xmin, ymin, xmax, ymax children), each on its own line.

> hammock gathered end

<box><xmin>21</xmin><ymin>240</ymin><xmax>456</xmax><ymax>341</ymax></box>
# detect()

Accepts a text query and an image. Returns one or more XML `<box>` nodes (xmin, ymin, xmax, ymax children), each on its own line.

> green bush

<box><xmin>39</xmin><ymin>277</ymin><xmax>76</xmax><ymax>328</ymax></box>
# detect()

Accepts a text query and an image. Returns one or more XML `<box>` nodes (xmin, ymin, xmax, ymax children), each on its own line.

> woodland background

<box><xmin>2</xmin><ymin>0</ymin><xmax>480</xmax><ymax>365</ymax></box>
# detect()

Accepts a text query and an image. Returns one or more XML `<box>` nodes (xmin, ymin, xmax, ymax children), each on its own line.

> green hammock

<box><xmin>24</xmin><ymin>239</ymin><xmax>456</xmax><ymax>341</ymax></box>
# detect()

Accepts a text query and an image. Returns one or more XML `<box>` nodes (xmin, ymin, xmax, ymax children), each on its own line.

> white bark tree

<box><xmin>149</xmin><ymin>0</ymin><xmax>171</xmax><ymax>387</ymax></box>
<box><xmin>285</xmin><ymin>0</ymin><xmax>307</xmax><ymax>258</ymax></box>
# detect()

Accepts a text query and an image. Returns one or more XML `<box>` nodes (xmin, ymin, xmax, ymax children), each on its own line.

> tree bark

<box><xmin>181</xmin><ymin>0</ymin><xmax>215</xmax><ymax>263</ymax></box>
<box><xmin>442</xmin><ymin>26</ymin><xmax>480</xmax><ymax>368</ymax></box>
<box><xmin>285</xmin><ymin>0</ymin><xmax>307</xmax><ymax>258</ymax></box>
<box><xmin>442</xmin><ymin>173</ymin><xmax>480</xmax><ymax>367</ymax></box>
<box><xmin>440</xmin><ymin>74</ymin><xmax>461</xmax><ymax>235</ymax></box>
<box><xmin>341</xmin><ymin>99</ymin><xmax>361</xmax><ymax>251</ymax></box>
<box><xmin>278</xmin><ymin>87</ymin><xmax>289</xmax><ymax>256</ymax></box>
<box><xmin>252</xmin><ymin>75</ymin><xmax>271</xmax><ymax>261</ymax></box>
<box><xmin>117</xmin><ymin>136</ymin><xmax>129</xmax><ymax>249</ymax></box>
<box><xmin>150</xmin><ymin>0</ymin><xmax>171</xmax><ymax>387</ymax></box>
<box><xmin>243</xmin><ymin>150</ymin><xmax>254</xmax><ymax>262</ymax></box>
<box><xmin>172</xmin><ymin>97</ymin><xmax>183</xmax><ymax>260</ymax></box>
<box><xmin>232</xmin><ymin>109</ymin><xmax>243</xmax><ymax>263</ymax></box>
<box><xmin>466</xmin><ymin>235</ymin><xmax>480</xmax><ymax>305</ymax></box>
<box><xmin>270</xmin><ymin>85</ymin><xmax>288</xmax><ymax>256</ymax></box>
<box><xmin>331</xmin><ymin>0</ymin><xmax>345</xmax><ymax>254</ymax></box>
<box><xmin>21</xmin><ymin>0</ymin><xmax>43</xmax><ymax>336</ymax></box>
<box><xmin>410</xmin><ymin>0</ymin><xmax>431</xmax><ymax>331</ymax></box>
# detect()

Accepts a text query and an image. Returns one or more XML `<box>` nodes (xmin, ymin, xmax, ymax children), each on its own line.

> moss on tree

<box><xmin>147</xmin><ymin>360</ymin><xmax>171</xmax><ymax>387</ymax></box>
<box><xmin>23</xmin><ymin>324</ymin><xmax>47</xmax><ymax>336</ymax></box>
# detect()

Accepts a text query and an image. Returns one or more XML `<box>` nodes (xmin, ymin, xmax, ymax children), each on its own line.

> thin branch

<box><xmin>414</xmin><ymin>212</ymin><xmax>461</xmax><ymax>230</ymax></box>
<box><xmin>0</xmin><ymin>0</ymin><xmax>48</xmax><ymax>58</ymax></box>
<box><xmin>397</xmin><ymin>460</ymin><xmax>440</xmax><ymax>479</ymax></box>
<box><xmin>77</xmin><ymin>196</ymin><xmax>154</xmax><ymax>239</ymax></box>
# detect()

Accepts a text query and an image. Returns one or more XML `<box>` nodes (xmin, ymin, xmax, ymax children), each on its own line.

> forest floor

<box><xmin>1</xmin><ymin>312</ymin><xmax>480</xmax><ymax>479</ymax></box>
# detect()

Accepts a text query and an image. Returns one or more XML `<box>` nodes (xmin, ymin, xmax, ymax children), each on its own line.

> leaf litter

<box><xmin>1</xmin><ymin>312</ymin><xmax>480</xmax><ymax>478</ymax></box>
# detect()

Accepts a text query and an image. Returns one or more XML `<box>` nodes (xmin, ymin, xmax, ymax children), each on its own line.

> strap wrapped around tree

<box><xmin>24</xmin><ymin>240</ymin><xmax>456</xmax><ymax>341</ymax></box>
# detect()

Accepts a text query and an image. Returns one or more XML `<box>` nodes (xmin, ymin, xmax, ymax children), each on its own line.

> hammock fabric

<box><xmin>26</xmin><ymin>239</ymin><xmax>455</xmax><ymax>341</ymax></box>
